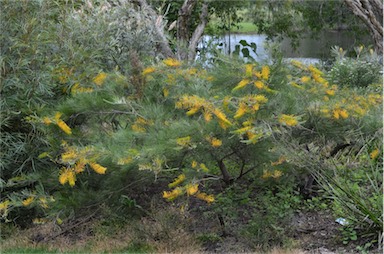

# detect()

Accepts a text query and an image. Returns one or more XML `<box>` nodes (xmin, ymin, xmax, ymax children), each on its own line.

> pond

<box><xmin>198</xmin><ymin>29</ymin><xmax>371</xmax><ymax>64</ymax></box>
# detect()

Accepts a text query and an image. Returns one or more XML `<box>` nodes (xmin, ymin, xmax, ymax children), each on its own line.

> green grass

<box><xmin>232</xmin><ymin>22</ymin><xmax>258</xmax><ymax>33</ymax></box>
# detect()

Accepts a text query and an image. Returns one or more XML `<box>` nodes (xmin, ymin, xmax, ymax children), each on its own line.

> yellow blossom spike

<box><xmin>195</xmin><ymin>192</ymin><xmax>214</xmax><ymax>203</ymax></box>
<box><xmin>54</xmin><ymin>112</ymin><xmax>63</xmax><ymax>122</ymax></box>
<box><xmin>89</xmin><ymin>163</ymin><xmax>107</xmax><ymax>174</ymax></box>
<box><xmin>339</xmin><ymin>109</ymin><xmax>348</xmax><ymax>119</ymax></box>
<box><xmin>272</xmin><ymin>170</ymin><xmax>283</xmax><ymax>178</ymax></box>
<box><xmin>234</xmin><ymin>103</ymin><xmax>247</xmax><ymax>119</ymax></box>
<box><xmin>213</xmin><ymin>109</ymin><xmax>232</xmax><ymax>126</ymax></box>
<box><xmin>325</xmin><ymin>89</ymin><xmax>335</xmax><ymax>96</ymax></box>
<box><xmin>163</xmin><ymin>187</ymin><xmax>183</xmax><ymax>201</ymax></box>
<box><xmin>93</xmin><ymin>72</ymin><xmax>107</xmax><ymax>86</ymax></box>
<box><xmin>163</xmin><ymin>58</ymin><xmax>182</xmax><ymax>67</ymax></box>
<box><xmin>254</xmin><ymin>81</ymin><xmax>265</xmax><ymax>89</ymax></box>
<box><xmin>300</xmin><ymin>76</ymin><xmax>311</xmax><ymax>83</ymax></box>
<box><xmin>163</xmin><ymin>88</ymin><xmax>169</xmax><ymax>97</ymax></box>
<box><xmin>233</xmin><ymin>126</ymin><xmax>252</xmax><ymax>134</ymax></box>
<box><xmin>261</xmin><ymin>66</ymin><xmax>270</xmax><ymax>80</ymax></box>
<box><xmin>209</xmin><ymin>137</ymin><xmax>222</xmax><ymax>148</ymax></box>
<box><xmin>43</xmin><ymin>117</ymin><xmax>52</xmax><ymax>125</ymax></box>
<box><xmin>142</xmin><ymin>67</ymin><xmax>156</xmax><ymax>75</ymax></box>
<box><xmin>370</xmin><ymin>149</ymin><xmax>380</xmax><ymax>160</ymax></box>
<box><xmin>168</xmin><ymin>174</ymin><xmax>186</xmax><ymax>188</ymax></box>
<box><xmin>333</xmin><ymin>109</ymin><xmax>340</xmax><ymax>119</ymax></box>
<box><xmin>186</xmin><ymin>184</ymin><xmax>199</xmax><ymax>196</ymax></box>
<box><xmin>279</xmin><ymin>114</ymin><xmax>298</xmax><ymax>126</ymax></box>
<box><xmin>191</xmin><ymin>160</ymin><xmax>198</xmax><ymax>168</ymax></box>
<box><xmin>22</xmin><ymin>197</ymin><xmax>34</xmax><ymax>207</ymax></box>
<box><xmin>57</xmin><ymin>120</ymin><xmax>72</xmax><ymax>135</ymax></box>
<box><xmin>232</xmin><ymin>79</ymin><xmax>250</xmax><ymax>91</ymax></box>
<box><xmin>186</xmin><ymin>106</ymin><xmax>200</xmax><ymax>116</ymax></box>
<box><xmin>177</xmin><ymin>136</ymin><xmax>191</xmax><ymax>147</ymax></box>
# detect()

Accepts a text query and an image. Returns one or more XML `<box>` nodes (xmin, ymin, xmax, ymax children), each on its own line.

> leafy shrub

<box><xmin>328</xmin><ymin>46</ymin><xmax>382</xmax><ymax>88</ymax></box>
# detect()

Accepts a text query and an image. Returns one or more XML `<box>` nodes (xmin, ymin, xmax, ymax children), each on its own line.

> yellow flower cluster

<box><xmin>131</xmin><ymin>117</ymin><xmax>153</xmax><ymax>133</ymax></box>
<box><xmin>370</xmin><ymin>149</ymin><xmax>380</xmax><ymax>160</ymax></box>
<box><xmin>93</xmin><ymin>72</ymin><xmax>107</xmax><ymax>86</ymax></box>
<box><xmin>163</xmin><ymin>58</ymin><xmax>182</xmax><ymax>67</ymax></box>
<box><xmin>71</xmin><ymin>83</ymin><xmax>94</xmax><ymax>94</ymax></box>
<box><xmin>319</xmin><ymin>92</ymin><xmax>381</xmax><ymax>120</ymax></box>
<box><xmin>42</xmin><ymin>112</ymin><xmax>72</xmax><ymax>135</ymax></box>
<box><xmin>176</xmin><ymin>95</ymin><xmax>232</xmax><ymax>129</ymax></box>
<box><xmin>233</xmin><ymin>65</ymin><xmax>271</xmax><ymax>92</ymax></box>
<box><xmin>22</xmin><ymin>196</ymin><xmax>35</xmax><ymax>206</ymax></box>
<box><xmin>168</xmin><ymin>174</ymin><xmax>186</xmax><ymax>188</ymax></box>
<box><xmin>142</xmin><ymin>67</ymin><xmax>156</xmax><ymax>75</ymax></box>
<box><xmin>206</xmin><ymin>136</ymin><xmax>222</xmax><ymax>147</ymax></box>
<box><xmin>278</xmin><ymin>114</ymin><xmax>298</xmax><ymax>126</ymax></box>
<box><xmin>262</xmin><ymin>169</ymin><xmax>283</xmax><ymax>179</ymax></box>
<box><xmin>234</xmin><ymin>94</ymin><xmax>268</xmax><ymax>119</ymax></box>
<box><xmin>177</xmin><ymin>136</ymin><xmax>192</xmax><ymax>147</ymax></box>
<box><xmin>138</xmin><ymin>156</ymin><xmax>164</xmax><ymax>174</ymax></box>
<box><xmin>58</xmin><ymin>143</ymin><xmax>107</xmax><ymax>186</ymax></box>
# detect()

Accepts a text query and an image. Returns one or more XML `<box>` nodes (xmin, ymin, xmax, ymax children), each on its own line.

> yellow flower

<box><xmin>59</xmin><ymin>167</ymin><xmax>76</xmax><ymax>186</ymax></box>
<box><xmin>186</xmin><ymin>106</ymin><xmax>200</xmax><ymax>116</ymax></box>
<box><xmin>74</xmin><ymin>159</ymin><xmax>86</xmax><ymax>173</ymax></box>
<box><xmin>254</xmin><ymin>94</ymin><xmax>268</xmax><ymax>104</ymax></box>
<box><xmin>39</xmin><ymin>197</ymin><xmax>49</xmax><ymax>209</ymax></box>
<box><xmin>370</xmin><ymin>149</ymin><xmax>380</xmax><ymax>160</ymax></box>
<box><xmin>0</xmin><ymin>200</ymin><xmax>10</xmax><ymax>212</ymax></box>
<box><xmin>163</xmin><ymin>58</ymin><xmax>182</xmax><ymax>67</ymax></box>
<box><xmin>163</xmin><ymin>187</ymin><xmax>183</xmax><ymax>201</ymax></box>
<box><xmin>301</xmin><ymin>76</ymin><xmax>311</xmax><ymax>83</ymax></box>
<box><xmin>262</xmin><ymin>170</ymin><xmax>272</xmax><ymax>179</ymax></box>
<box><xmin>339</xmin><ymin>109</ymin><xmax>348</xmax><ymax>119</ymax></box>
<box><xmin>290</xmin><ymin>82</ymin><xmax>304</xmax><ymax>90</ymax></box>
<box><xmin>186</xmin><ymin>184</ymin><xmax>199</xmax><ymax>196</ymax></box>
<box><xmin>93</xmin><ymin>72</ymin><xmax>107</xmax><ymax>86</ymax></box>
<box><xmin>254</xmin><ymin>71</ymin><xmax>262</xmax><ymax>78</ymax></box>
<box><xmin>43</xmin><ymin>117</ymin><xmax>52</xmax><ymax>125</ymax></box>
<box><xmin>232</xmin><ymin>79</ymin><xmax>250</xmax><ymax>91</ymax></box>
<box><xmin>177</xmin><ymin>136</ymin><xmax>191</xmax><ymax>147</ymax></box>
<box><xmin>213</xmin><ymin>109</ymin><xmax>232</xmax><ymax>127</ymax></box>
<box><xmin>209</xmin><ymin>137</ymin><xmax>222</xmax><ymax>147</ymax></box>
<box><xmin>89</xmin><ymin>163</ymin><xmax>107</xmax><ymax>174</ymax></box>
<box><xmin>261</xmin><ymin>66</ymin><xmax>270</xmax><ymax>80</ymax></box>
<box><xmin>291</xmin><ymin>60</ymin><xmax>305</xmax><ymax>69</ymax></box>
<box><xmin>22</xmin><ymin>196</ymin><xmax>35</xmax><ymax>207</ymax></box>
<box><xmin>272</xmin><ymin>170</ymin><xmax>283</xmax><ymax>178</ymax></box>
<box><xmin>203</xmin><ymin>110</ymin><xmax>212</xmax><ymax>122</ymax></box>
<box><xmin>234</xmin><ymin>103</ymin><xmax>247</xmax><ymax>119</ymax></box>
<box><xmin>142</xmin><ymin>67</ymin><xmax>156</xmax><ymax>75</ymax></box>
<box><xmin>245</xmin><ymin>64</ymin><xmax>253</xmax><ymax>77</ymax></box>
<box><xmin>254</xmin><ymin>81</ymin><xmax>265</xmax><ymax>89</ymax></box>
<box><xmin>163</xmin><ymin>88</ymin><xmax>169</xmax><ymax>97</ymax></box>
<box><xmin>57</xmin><ymin>120</ymin><xmax>72</xmax><ymax>135</ymax></box>
<box><xmin>168</xmin><ymin>174</ymin><xmax>186</xmax><ymax>188</ymax></box>
<box><xmin>233</xmin><ymin>126</ymin><xmax>252</xmax><ymax>134</ymax></box>
<box><xmin>61</xmin><ymin>150</ymin><xmax>77</xmax><ymax>163</ymax></box>
<box><xmin>323</xmin><ymin>96</ymin><xmax>329</xmax><ymax>101</ymax></box>
<box><xmin>271</xmin><ymin>156</ymin><xmax>286</xmax><ymax>166</ymax></box>
<box><xmin>325</xmin><ymin>89</ymin><xmax>335</xmax><ymax>96</ymax></box>
<box><xmin>195</xmin><ymin>192</ymin><xmax>214</xmax><ymax>203</ymax></box>
<box><xmin>333</xmin><ymin>109</ymin><xmax>340</xmax><ymax>119</ymax></box>
<box><xmin>191</xmin><ymin>160</ymin><xmax>198</xmax><ymax>168</ymax></box>
<box><xmin>54</xmin><ymin>112</ymin><xmax>63</xmax><ymax>122</ymax></box>
<box><xmin>278</xmin><ymin>114</ymin><xmax>298</xmax><ymax>126</ymax></box>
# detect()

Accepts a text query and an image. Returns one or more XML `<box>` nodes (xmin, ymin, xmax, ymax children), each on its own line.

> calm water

<box><xmin>198</xmin><ymin>30</ymin><xmax>371</xmax><ymax>63</ymax></box>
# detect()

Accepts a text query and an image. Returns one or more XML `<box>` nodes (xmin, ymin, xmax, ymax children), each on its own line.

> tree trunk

<box><xmin>134</xmin><ymin>0</ymin><xmax>175</xmax><ymax>58</ymax></box>
<box><xmin>187</xmin><ymin>1</ymin><xmax>209</xmax><ymax>61</ymax></box>
<box><xmin>344</xmin><ymin>0</ymin><xmax>383</xmax><ymax>55</ymax></box>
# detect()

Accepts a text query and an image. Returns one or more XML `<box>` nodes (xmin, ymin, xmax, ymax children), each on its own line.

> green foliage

<box><xmin>328</xmin><ymin>46</ymin><xmax>382</xmax><ymax>88</ymax></box>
